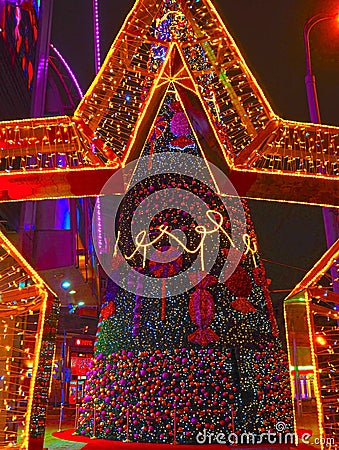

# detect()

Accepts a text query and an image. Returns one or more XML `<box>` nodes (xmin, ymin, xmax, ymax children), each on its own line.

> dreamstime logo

<box><xmin>92</xmin><ymin>153</ymin><xmax>248</xmax><ymax>297</ymax></box>
<box><xmin>196</xmin><ymin>422</ymin><xmax>335</xmax><ymax>447</ymax></box>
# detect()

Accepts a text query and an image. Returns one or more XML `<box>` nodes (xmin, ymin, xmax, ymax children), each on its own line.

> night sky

<box><xmin>51</xmin><ymin>0</ymin><xmax>339</xmax><ymax>333</ymax></box>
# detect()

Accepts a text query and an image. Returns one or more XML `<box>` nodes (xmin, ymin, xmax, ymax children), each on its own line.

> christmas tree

<box><xmin>76</xmin><ymin>89</ymin><xmax>292</xmax><ymax>444</ymax></box>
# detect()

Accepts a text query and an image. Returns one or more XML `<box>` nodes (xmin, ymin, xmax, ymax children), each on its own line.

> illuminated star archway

<box><xmin>0</xmin><ymin>0</ymin><xmax>338</xmax><ymax>207</ymax></box>
<box><xmin>1</xmin><ymin>0</ymin><xmax>339</xmax><ymax>447</ymax></box>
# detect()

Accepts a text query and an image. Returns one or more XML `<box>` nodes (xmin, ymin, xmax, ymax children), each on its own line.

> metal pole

<box><xmin>91</xmin><ymin>406</ymin><xmax>97</xmax><ymax>439</ymax></box>
<box><xmin>304</xmin><ymin>12</ymin><xmax>339</xmax><ymax>293</ymax></box>
<box><xmin>124</xmin><ymin>408</ymin><xmax>130</xmax><ymax>442</ymax></box>
<box><xmin>74</xmin><ymin>404</ymin><xmax>79</xmax><ymax>430</ymax></box>
<box><xmin>58</xmin><ymin>330</ymin><xmax>67</xmax><ymax>432</ymax></box>
<box><xmin>292</xmin><ymin>330</ymin><xmax>302</xmax><ymax>417</ymax></box>
<box><xmin>173</xmin><ymin>403</ymin><xmax>177</xmax><ymax>445</ymax></box>
<box><xmin>30</xmin><ymin>0</ymin><xmax>54</xmax><ymax>118</ymax></box>
<box><xmin>303</xmin><ymin>13</ymin><xmax>337</xmax><ymax>122</ymax></box>
<box><xmin>58</xmin><ymin>404</ymin><xmax>64</xmax><ymax>434</ymax></box>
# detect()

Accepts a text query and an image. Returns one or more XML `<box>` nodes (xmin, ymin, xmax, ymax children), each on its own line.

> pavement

<box><xmin>44</xmin><ymin>407</ymin><xmax>85</xmax><ymax>450</ymax></box>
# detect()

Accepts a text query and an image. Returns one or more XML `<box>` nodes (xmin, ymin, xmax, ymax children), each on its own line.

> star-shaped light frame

<box><xmin>0</xmin><ymin>0</ymin><xmax>339</xmax><ymax>207</ymax></box>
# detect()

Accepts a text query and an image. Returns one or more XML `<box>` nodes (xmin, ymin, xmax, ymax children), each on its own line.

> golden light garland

<box><xmin>122</xmin><ymin>209</ymin><xmax>258</xmax><ymax>270</ymax></box>
<box><xmin>285</xmin><ymin>239</ymin><xmax>339</xmax><ymax>447</ymax></box>
<box><xmin>0</xmin><ymin>231</ymin><xmax>59</xmax><ymax>449</ymax></box>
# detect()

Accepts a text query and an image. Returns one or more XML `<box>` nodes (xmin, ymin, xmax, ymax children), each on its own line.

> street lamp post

<box><xmin>304</xmin><ymin>13</ymin><xmax>338</xmax><ymax>123</ymax></box>
<box><xmin>304</xmin><ymin>12</ymin><xmax>339</xmax><ymax>293</ymax></box>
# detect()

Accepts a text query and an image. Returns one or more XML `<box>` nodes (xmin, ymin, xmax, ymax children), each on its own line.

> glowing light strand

<box><xmin>93</xmin><ymin>0</ymin><xmax>101</xmax><ymax>74</ymax></box>
<box><xmin>49</xmin><ymin>43</ymin><xmax>84</xmax><ymax>98</ymax></box>
<box><xmin>124</xmin><ymin>210</ymin><xmax>258</xmax><ymax>270</ymax></box>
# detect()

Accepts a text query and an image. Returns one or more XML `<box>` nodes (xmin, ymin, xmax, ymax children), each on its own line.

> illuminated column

<box><xmin>304</xmin><ymin>12</ymin><xmax>339</xmax><ymax>293</ymax></box>
<box><xmin>284</xmin><ymin>291</ymin><xmax>324</xmax><ymax>449</ymax></box>
<box><xmin>92</xmin><ymin>0</ymin><xmax>101</xmax><ymax>74</ymax></box>
<box><xmin>92</xmin><ymin>1</ymin><xmax>104</xmax><ymax>263</ymax></box>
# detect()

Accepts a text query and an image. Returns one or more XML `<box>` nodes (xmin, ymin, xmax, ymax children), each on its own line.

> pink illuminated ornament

<box><xmin>224</xmin><ymin>265</ymin><xmax>256</xmax><ymax>314</ymax></box>
<box><xmin>169</xmin><ymin>102</ymin><xmax>195</xmax><ymax>151</ymax></box>
<box><xmin>188</xmin><ymin>273</ymin><xmax>219</xmax><ymax>346</ymax></box>
<box><xmin>170</xmin><ymin>111</ymin><xmax>191</xmax><ymax>137</ymax></box>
